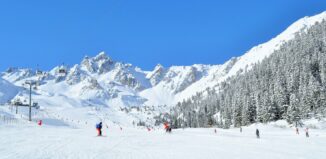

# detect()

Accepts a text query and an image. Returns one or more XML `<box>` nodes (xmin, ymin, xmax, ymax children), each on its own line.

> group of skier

<box><xmin>296</xmin><ymin>127</ymin><xmax>310</xmax><ymax>137</ymax></box>
<box><xmin>95</xmin><ymin>121</ymin><xmax>173</xmax><ymax>136</ymax></box>
<box><xmin>254</xmin><ymin>127</ymin><xmax>309</xmax><ymax>139</ymax></box>
<box><xmin>213</xmin><ymin>126</ymin><xmax>310</xmax><ymax>139</ymax></box>
<box><xmin>95</xmin><ymin>122</ymin><xmax>310</xmax><ymax>139</ymax></box>
<box><xmin>255</xmin><ymin>127</ymin><xmax>310</xmax><ymax>139</ymax></box>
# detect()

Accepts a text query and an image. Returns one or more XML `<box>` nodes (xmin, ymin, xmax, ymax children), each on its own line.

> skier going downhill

<box><xmin>164</xmin><ymin>122</ymin><xmax>172</xmax><ymax>133</ymax></box>
<box><xmin>256</xmin><ymin>129</ymin><xmax>260</xmax><ymax>139</ymax></box>
<box><xmin>305</xmin><ymin>128</ymin><xmax>309</xmax><ymax>138</ymax></box>
<box><xmin>296</xmin><ymin>127</ymin><xmax>299</xmax><ymax>135</ymax></box>
<box><xmin>96</xmin><ymin>122</ymin><xmax>103</xmax><ymax>136</ymax></box>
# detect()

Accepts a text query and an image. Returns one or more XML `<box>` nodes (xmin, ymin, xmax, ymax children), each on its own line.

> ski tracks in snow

<box><xmin>1</xmin><ymin>125</ymin><xmax>326</xmax><ymax>159</ymax></box>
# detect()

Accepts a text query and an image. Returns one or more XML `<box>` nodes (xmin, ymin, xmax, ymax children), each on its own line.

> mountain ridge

<box><xmin>1</xmin><ymin>11</ymin><xmax>326</xmax><ymax>126</ymax></box>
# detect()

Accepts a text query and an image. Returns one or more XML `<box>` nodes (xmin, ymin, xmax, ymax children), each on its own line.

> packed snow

<box><xmin>0</xmin><ymin>106</ymin><xmax>325</xmax><ymax>159</ymax></box>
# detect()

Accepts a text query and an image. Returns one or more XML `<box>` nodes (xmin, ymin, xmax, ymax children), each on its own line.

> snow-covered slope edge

<box><xmin>0</xmin><ymin>77</ymin><xmax>19</xmax><ymax>104</ymax></box>
<box><xmin>227</xmin><ymin>11</ymin><xmax>326</xmax><ymax>77</ymax></box>
<box><xmin>142</xmin><ymin>11</ymin><xmax>326</xmax><ymax>106</ymax></box>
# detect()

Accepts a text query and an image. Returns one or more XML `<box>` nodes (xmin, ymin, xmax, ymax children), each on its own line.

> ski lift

<box><xmin>58</xmin><ymin>65</ymin><xmax>67</xmax><ymax>77</ymax></box>
<box><xmin>59</xmin><ymin>68</ymin><xmax>66</xmax><ymax>74</ymax></box>
<box><xmin>36</xmin><ymin>69</ymin><xmax>43</xmax><ymax>76</ymax></box>
<box><xmin>12</xmin><ymin>98</ymin><xmax>23</xmax><ymax>106</ymax></box>
<box><xmin>33</xmin><ymin>102</ymin><xmax>40</xmax><ymax>109</ymax></box>
<box><xmin>35</xmin><ymin>64</ymin><xmax>43</xmax><ymax>76</ymax></box>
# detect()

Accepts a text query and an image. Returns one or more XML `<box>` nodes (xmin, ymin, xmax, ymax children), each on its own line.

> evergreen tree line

<box><xmin>168</xmin><ymin>20</ymin><xmax>326</xmax><ymax>129</ymax></box>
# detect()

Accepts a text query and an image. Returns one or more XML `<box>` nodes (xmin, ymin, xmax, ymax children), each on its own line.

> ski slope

<box><xmin>1</xmin><ymin>119</ymin><xmax>325</xmax><ymax>159</ymax></box>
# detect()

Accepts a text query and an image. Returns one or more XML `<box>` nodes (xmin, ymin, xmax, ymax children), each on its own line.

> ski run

<box><xmin>0</xmin><ymin>114</ymin><xmax>325</xmax><ymax>159</ymax></box>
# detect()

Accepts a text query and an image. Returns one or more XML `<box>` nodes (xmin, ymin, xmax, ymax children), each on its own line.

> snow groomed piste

<box><xmin>0</xmin><ymin>105</ymin><xmax>325</xmax><ymax>159</ymax></box>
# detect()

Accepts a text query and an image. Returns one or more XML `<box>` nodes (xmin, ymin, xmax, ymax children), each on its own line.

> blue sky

<box><xmin>0</xmin><ymin>0</ymin><xmax>326</xmax><ymax>71</ymax></box>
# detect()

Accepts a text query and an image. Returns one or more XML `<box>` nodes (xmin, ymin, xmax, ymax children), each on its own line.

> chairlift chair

<box><xmin>59</xmin><ymin>69</ymin><xmax>66</xmax><ymax>74</ymax></box>
<box><xmin>36</xmin><ymin>70</ymin><xmax>43</xmax><ymax>76</ymax></box>
<box><xmin>58</xmin><ymin>66</ymin><xmax>67</xmax><ymax>77</ymax></box>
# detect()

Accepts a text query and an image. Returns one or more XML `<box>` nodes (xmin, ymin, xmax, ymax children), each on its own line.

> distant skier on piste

<box><xmin>164</xmin><ymin>122</ymin><xmax>172</xmax><ymax>133</ymax></box>
<box><xmin>256</xmin><ymin>129</ymin><xmax>260</xmax><ymax>139</ymax></box>
<box><xmin>296</xmin><ymin>127</ymin><xmax>299</xmax><ymax>135</ymax></box>
<box><xmin>305</xmin><ymin>128</ymin><xmax>309</xmax><ymax>138</ymax></box>
<box><xmin>96</xmin><ymin>122</ymin><xmax>103</xmax><ymax>136</ymax></box>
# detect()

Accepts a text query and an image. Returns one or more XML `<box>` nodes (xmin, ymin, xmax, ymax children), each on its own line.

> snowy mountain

<box><xmin>170</xmin><ymin>13</ymin><xmax>326</xmax><ymax>128</ymax></box>
<box><xmin>1</xmin><ymin>11</ymin><xmax>326</xmax><ymax>126</ymax></box>
<box><xmin>143</xmin><ymin>11</ymin><xmax>326</xmax><ymax>106</ymax></box>
<box><xmin>0</xmin><ymin>77</ymin><xmax>20</xmax><ymax>104</ymax></box>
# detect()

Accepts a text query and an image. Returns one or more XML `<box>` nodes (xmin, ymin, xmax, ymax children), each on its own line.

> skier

<box><xmin>164</xmin><ymin>122</ymin><xmax>169</xmax><ymax>130</ymax></box>
<box><xmin>305</xmin><ymin>128</ymin><xmax>309</xmax><ymax>138</ymax></box>
<box><xmin>164</xmin><ymin>122</ymin><xmax>172</xmax><ymax>133</ymax></box>
<box><xmin>167</xmin><ymin>127</ymin><xmax>172</xmax><ymax>133</ymax></box>
<box><xmin>240</xmin><ymin>127</ymin><xmax>242</xmax><ymax>133</ymax></box>
<box><xmin>96</xmin><ymin>122</ymin><xmax>103</xmax><ymax>136</ymax></box>
<box><xmin>256</xmin><ymin>129</ymin><xmax>260</xmax><ymax>139</ymax></box>
<box><xmin>295</xmin><ymin>127</ymin><xmax>299</xmax><ymax>135</ymax></box>
<box><xmin>38</xmin><ymin>120</ymin><xmax>42</xmax><ymax>126</ymax></box>
<box><xmin>214</xmin><ymin>129</ymin><xmax>217</xmax><ymax>134</ymax></box>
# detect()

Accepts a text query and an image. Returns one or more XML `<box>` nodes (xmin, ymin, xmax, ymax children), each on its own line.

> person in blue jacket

<box><xmin>96</xmin><ymin>122</ymin><xmax>103</xmax><ymax>136</ymax></box>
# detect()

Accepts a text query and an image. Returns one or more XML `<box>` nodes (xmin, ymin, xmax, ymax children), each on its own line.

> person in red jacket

<box><xmin>38</xmin><ymin>120</ymin><xmax>42</xmax><ymax>126</ymax></box>
<box><xmin>164</xmin><ymin>122</ymin><xmax>172</xmax><ymax>133</ymax></box>
<box><xmin>164</xmin><ymin>122</ymin><xmax>169</xmax><ymax>129</ymax></box>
